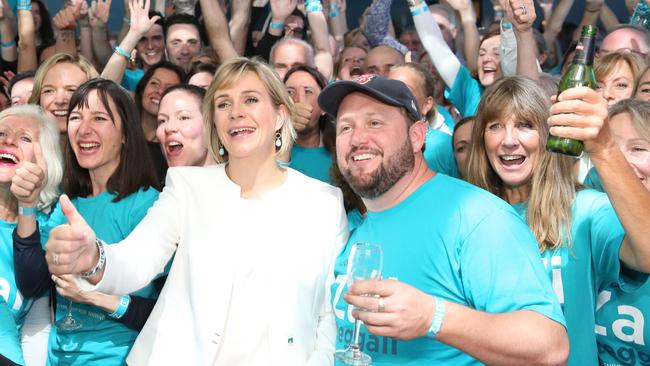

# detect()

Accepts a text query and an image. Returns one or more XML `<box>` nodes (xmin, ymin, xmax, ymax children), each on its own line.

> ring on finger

<box><xmin>378</xmin><ymin>297</ymin><xmax>386</xmax><ymax>313</ymax></box>
<box><xmin>520</xmin><ymin>5</ymin><xmax>527</xmax><ymax>15</ymax></box>
<box><xmin>53</xmin><ymin>253</ymin><xmax>59</xmax><ymax>266</ymax></box>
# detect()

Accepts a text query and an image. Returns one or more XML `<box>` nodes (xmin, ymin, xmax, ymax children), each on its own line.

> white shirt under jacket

<box><xmin>81</xmin><ymin>164</ymin><xmax>349</xmax><ymax>365</ymax></box>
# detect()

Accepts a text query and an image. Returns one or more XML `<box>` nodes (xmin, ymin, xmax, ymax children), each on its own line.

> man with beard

<box><xmin>318</xmin><ymin>75</ymin><xmax>569</xmax><ymax>365</ymax></box>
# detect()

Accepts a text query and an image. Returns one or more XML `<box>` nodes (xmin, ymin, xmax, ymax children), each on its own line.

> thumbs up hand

<box><xmin>11</xmin><ymin>141</ymin><xmax>47</xmax><ymax>208</ymax></box>
<box><xmin>46</xmin><ymin>195</ymin><xmax>98</xmax><ymax>276</ymax></box>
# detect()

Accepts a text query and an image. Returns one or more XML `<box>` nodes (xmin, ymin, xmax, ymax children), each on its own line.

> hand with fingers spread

<box><xmin>127</xmin><ymin>0</ymin><xmax>160</xmax><ymax>38</ymax></box>
<box><xmin>89</xmin><ymin>0</ymin><xmax>111</xmax><ymax>28</ymax></box>
<box><xmin>46</xmin><ymin>194</ymin><xmax>98</xmax><ymax>276</ymax></box>
<box><xmin>548</xmin><ymin>87</ymin><xmax>612</xmax><ymax>156</ymax></box>
<box><xmin>11</xmin><ymin>141</ymin><xmax>47</xmax><ymax>208</ymax></box>
<box><xmin>52</xmin><ymin>0</ymin><xmax>84</xmax><ymax>30</ymax></box>
<box><xmin>344</xmin><ymin>279</ymin><xmax>435</xmax><ymax>340</ymax></box>
<box><xmin>505</xmin><ymin>0</ymin><xmax>536</xmax><ymax>33</ymax></box>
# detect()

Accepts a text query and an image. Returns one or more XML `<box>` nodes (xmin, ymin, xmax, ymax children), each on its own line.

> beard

<box><xmin>340</xmin><ymin>137</ymin><xmax>415</xmax><ymax>199</ymax></box>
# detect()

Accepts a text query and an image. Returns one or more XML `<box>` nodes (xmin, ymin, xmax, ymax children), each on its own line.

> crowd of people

<box><xmin>0</xmin><ymin>0</ymin><xmax>650</xmax><ymax>364</ymax></box>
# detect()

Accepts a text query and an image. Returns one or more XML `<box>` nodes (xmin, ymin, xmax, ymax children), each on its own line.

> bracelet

<box><xmin>114</xmin><ymin>46</ymin><xmax>133</xmax><ymax>62</ymax></box>
<box><xmin>585</xmin><ymin>6</ymin><xmax>601</xmax><ymax>13</ymax></box>
<box><xmin>426</xmin><ymin>296</ymin><xmax>446</xmax><ymax>339</ymax></box>
<box><xmin>79</xmin><ymin>238</ymin><xmax>106</xmax><ymax>278</ymax></box>
<box><xmin>0</xmin><ymin>40</ymin><xmax>16</xmax><ymax>48</ymax></box>
<box><xmin>328</xmin><ymin>10</ymin><xmax>339</xmax><ymax>18</ymax></box>
<box><xmin>270</xmin><ymin>21</ymin><xmax>285</xmax><ymax>30</ymax></box>
<box><xmin>410</xmin><ymin>4</ymin><xmax>428</xmax><ymax>16</ymax></box>
<box><xmin>17</xmin><ymin>4</ymin><xmax>32</xmax><ymax>10</ymax></box>
<box><xmin>306</xmin><ymin>0</ymin><xmax>323</xmax><ymax>13</ymax></box>
<box><xmin>18</xmin><ymin>206</ymin><xmax>37</xmax><ymax>216</ymax></box>
<box><xmin>108</xmin><ymin>295</ymin><xmax>130</xmax><ymax>319</ymax></box>
<box><xmin>123</xmin><ymin>16</ymin><xmax>131</xmax><ymax>25</ymax></box>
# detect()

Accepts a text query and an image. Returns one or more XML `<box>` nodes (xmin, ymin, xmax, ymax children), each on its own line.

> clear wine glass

<box><xmin>55</xmin><ymin>300</ymin><xmax>82</xmax><ymax>332</ymax></box>
<box><xmin>334</xmin><ymin>243</ymin><xmax>383</xmax><ymax>366</ymax></box>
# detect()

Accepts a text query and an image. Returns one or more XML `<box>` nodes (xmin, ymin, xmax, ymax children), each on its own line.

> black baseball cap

<box><xmin>318</xmin><ymin>74</ymin><xmax>422</xmax><ymax>122</ymax></box>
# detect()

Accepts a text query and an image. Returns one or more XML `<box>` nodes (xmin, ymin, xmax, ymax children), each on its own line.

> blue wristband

<box><xmin>18</xmin><ymin>206</ymin><xmax>37</xmax><ymax>216</ymax></box>
<box><xmin>114</xmin><ymin>46</ymin><xmax>132</xmax><ymax>61</ymax></box>
<box><xmin>108</xmin><ymin>295</ymin><xmax>131</xmax><ymax>319</ymax></box>
<box><xmin>410</xmin><ymin>4</ymin><xmax>428</xmax><ymax>17</ymax></box>
<box><xmin>0</xmin><ymin>40</ymin><xmax>16</xmax><ymax>48</ymax></box>
<box><xmin>306</xmin><ymin>0</ymin><xmax>323</xmax><ymax>13</ymax></box>
<box><xmin>426</xmin><ymin>296</ymin><xmax>445</xmax><ymax>339</ymax></box>
<box><xmin>270</xmin><ymin>21</ymin><xmax>285</xmax><ymax>30</ymax></box>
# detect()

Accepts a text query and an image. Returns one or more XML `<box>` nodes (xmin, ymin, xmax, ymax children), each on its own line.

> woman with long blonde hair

<box><xmin>466</xmin><ymin>76</ymin><xmax>650</xmax><ymax>365</ymax></box>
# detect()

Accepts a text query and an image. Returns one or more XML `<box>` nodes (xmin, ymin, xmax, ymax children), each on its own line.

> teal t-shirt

<box><xmin>121</xmin><ymin>68</ymin><xmax>145</xmax><ymax>92</ymax></box>
<box><xmin>444</xmin><ymin>65</ymin><xmax>483</xmax><ymax>118</ymax></box>
<box><xmin>423</xmin><ymin>127</ymin><xmax>458</xmax><ymax>178</ymax></box>
<box><xmin>0</xmin><ymin>297</ymin><xmax>24</xmax><ymax>366</ymax></box>
<box><xmin>584</xmin><ymin>167</ymin><xmax>604</xmax><ymax>192</ymax></box>
<box><xmin>47</xmin><ymin>188</ymin><xmax>159</xmax><ymax>366</ymax></box>
<box><xmin>289</xmin><ymin>145</ymin><xmax>333</xmax><ymax>184</ymax></box>
<box><xmin>332</xmin><ymin>174</ymin><xmax>565</xmax><ymax>365</ymax></box>
<box><xmin>346</xmin><ymin>209</ymin><xmax>364</xmax><ymax>233</ymax></box>
<box><xmin>514</xmin><ymin>189</ymin><xmax>638</xmax><ymax>365</ymax></box>
<box><xmin>596</xmin><ymin>279</ymin><xmax>650</xmax><ymax>366</ymax></box>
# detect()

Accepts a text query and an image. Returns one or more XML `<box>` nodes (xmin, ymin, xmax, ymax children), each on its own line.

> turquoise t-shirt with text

<box><xmin>332</xmin><ymin>174</ymin><xmax>565</xmax><ymax>365</ymax></box>
<box><xmin>47</xmin><ymin>188</ymin><xmax>159</xmax><ymax>366</ymax></box>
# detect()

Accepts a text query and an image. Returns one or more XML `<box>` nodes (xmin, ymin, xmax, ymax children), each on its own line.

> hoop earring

<box><xmin>275</xmin><ymin>131</ymin><xmax>282</xmax><ymax>148</ymax></box>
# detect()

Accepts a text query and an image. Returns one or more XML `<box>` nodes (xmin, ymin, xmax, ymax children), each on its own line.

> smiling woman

<box><xmin>27</xmin><ymin>53</ymin><xmax>98</xmax><ymax>134</ymax></box>
<box><xmin>465</xmin><ymin>76</ymin><xmax>650</xmax><ymax>365</ymax></box>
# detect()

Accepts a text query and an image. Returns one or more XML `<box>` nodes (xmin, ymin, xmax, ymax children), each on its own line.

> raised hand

<box><xmin>89</xmin><ymin>0</ymin><xmax>109</xmax><ymax>28</ymax></box>
<box><xmin>548</xmin><ymin>87</ymin><xmax>611</xmax><ymax>156</ymax></box>
<box><xmin>46</xmin><ymin>195</ymin><xmax>98</xmax><ymax>276</ymax></box>
<box><xmin>11</xmin><ymin>141</ymin><xmax>47</xmax><ymax>208</ymax></box>
<box><xmin>128</xmin><ymin>0</ymin><xmax>160</xmax><ymax>37</ymax></box>
<box><xmin>505</xmin><ymin>0</ymin><xmax>536</xmax><ymax>33</ymax></box>
<box><xmin>270</xmin><ymin>0</ymin><xmax>297</xmax><ymax>22</ymax></box>
<box><xmin>52</xmin><ymin>0</ymin><xmax>84</xmax><ymax>30</ymax></box>
<box><xmin>293</xmin><ymin>102</ymin><xmax>313</xmax><ymax>133</ymax></box>
<box><xmin>446</xmin><ymin>0</ymin><xmax>472</xmax><ymax>13</ymax></box>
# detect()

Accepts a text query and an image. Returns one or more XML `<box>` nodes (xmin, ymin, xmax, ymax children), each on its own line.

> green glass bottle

<box><xmin>546</xmin><ymin>25</ymin><xmax>598</xmax><ymax>157</ymax></box>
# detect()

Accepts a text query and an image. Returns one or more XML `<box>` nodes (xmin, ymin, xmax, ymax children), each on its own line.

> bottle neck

<box><xmin>573</xmin><ymin>35</ymin><xmax>595</xmax><ymax>66</ymax></box>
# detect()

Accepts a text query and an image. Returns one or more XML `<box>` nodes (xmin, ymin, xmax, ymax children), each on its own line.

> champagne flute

<box><xmin>334</xmin><ymin>243</ymin><xmax>383</xmax><ymax>366</ymax></box>
<box><xmin>55</xmin><ymin>300</ymin><xmax>82</xmax><ymax>332</ymax></box>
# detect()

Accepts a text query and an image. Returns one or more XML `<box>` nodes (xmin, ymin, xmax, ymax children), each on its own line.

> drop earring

<box><xmin>218</xmin><ymin>142</ymin><xmax>225</xmax><ymax>156</ymax></box>
<box><xmin>275</xmin><ymin>131</ymin><xmax>282</xmax><ymax>148</ymax></box>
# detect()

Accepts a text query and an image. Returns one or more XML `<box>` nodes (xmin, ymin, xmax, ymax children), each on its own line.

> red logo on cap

<box><xmin>354</xmin><ymin>74</ymin><xmax>375</xmax><ymax>85</ymax></box>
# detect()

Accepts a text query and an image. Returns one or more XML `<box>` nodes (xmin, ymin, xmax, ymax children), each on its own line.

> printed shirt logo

<box><xmin>354</xmin><ymin>74</ymin><xmax>375</xmax><ymax>85</ymax></box>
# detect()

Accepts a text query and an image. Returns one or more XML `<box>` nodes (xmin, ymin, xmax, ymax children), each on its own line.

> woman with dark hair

<box><xmin>134</xmin><ymin>61</ymin><xmax>184</xmax><ymax>183</ymax></box>
<box><xmin>7</xmin><ymin>71</ymin><xmax>35</xmax><ymax>106</ymax></box>
<box><xmin>187</xmin><ymin>61</ymin><xmax>217</xmax><ymax>89</ymax></box>
<box><xmin>30</xmin><ymin>0</ymin><xmax>55</xmax><ymax>47</ymax></box>
<box><xmin>283</xmin><ymin>65</ymin><xmax>335</xmax><ymax>183</ymax></box>
<box><xmin>13</xmin><ymin>79</ymin><xmax>162</xmax><ymax>365</ymax></box>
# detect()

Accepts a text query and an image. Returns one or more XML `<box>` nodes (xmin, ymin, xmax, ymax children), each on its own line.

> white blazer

<box><xmin>83</xmin><ymin>165</ymin><xmax>348</xmax><ymax>365</ymax></box>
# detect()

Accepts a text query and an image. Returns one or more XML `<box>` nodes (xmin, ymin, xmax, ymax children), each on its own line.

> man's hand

<box><xmin>46</xmin><ymin>194</ymin><xmax>98</xmax><ymax>275</ymax></box>
<box><xmin>345</xmin><ymin>279</ymin><xmax>435</xmax><ymax>340</ymax></box>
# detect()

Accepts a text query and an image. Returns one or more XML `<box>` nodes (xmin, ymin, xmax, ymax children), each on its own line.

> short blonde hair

<box><xmin>595</xmin><ymin>51</ymin><xmax>646</xmax><ymax>89</ymax></box>
<box><xmin>203</xmin><ymin>57</ymin><xmax>296</xmax><ymax>163</ymax></box>
<box><xmin>0</xmin><ymin>105</ymin><xmax>62</xmax><ymax>210</ymax></box>
<box><xmin>28</xmin><ymin>53</ymin><xmax>99</xmax><ymax>105</ymax></box>
<box><xmin>609</xmin><ymin>98</ymin><xmax>650</xmax><ymax>142</ymax></box>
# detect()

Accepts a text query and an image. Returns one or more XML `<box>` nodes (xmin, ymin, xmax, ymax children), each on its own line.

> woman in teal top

<box><xmin>466</xmin><ymin>77</ymin><xmax>650</xmax><ymax>365</ymax></box>
<box><xmin>591</xmin><ymin>99</ymin><xmax>650</xmax><ymax>365</ymax></box>
<box><xmin>0</xmin><ymin>104</ymin><xmax>64</xmax><ymax>366</ymax></box>
<box><xmin>13</xmin><ymin>79</ymin><xmax>161</xmax><ymax>365</ymax></box>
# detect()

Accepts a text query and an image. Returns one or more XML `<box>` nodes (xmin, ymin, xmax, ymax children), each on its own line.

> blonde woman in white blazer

<box><xmin>44</xmin><ymin>58</ymin><xmax>349</xmax><ymax>365</ymax></box>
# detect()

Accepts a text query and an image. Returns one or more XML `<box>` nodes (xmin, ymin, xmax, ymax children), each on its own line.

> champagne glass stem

<box><xmin>352</xmin><ymin>318</ymin><xmax>362</xmax><ymax>349</ymax></box>
<box><xmin>66</xmin><ymin>300</ymin><xmax>73</xmax><ymax>317</ymax></box>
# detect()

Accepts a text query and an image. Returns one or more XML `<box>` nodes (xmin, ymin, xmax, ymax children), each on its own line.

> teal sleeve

<box><xmin>121</xmin><ymin>68</ymin><xmax>145</xmax><ymax>92</ymax></box>
<box><xmin>460</xmin><ymin>209</ymin><xmax>566</xmax><ymax>327</ymax></box>
<box><xmin>36</xmin><ymin>202</ymin><xmax>67</xmax><ymax>249</ymax></box>
<box><xmin>444</xmin><ymin>65</ymin><xmax>483</xmax><ymax>118</ymax></box>
<box><xmin>122</xmin><ymin>188</ymin><xmax>160</xmax><ymax>234</ymax></box>
<box><xmin>0</xmin><ymin>299</ymin><xmax>24</xmax><ymax>366</ymax></box>
<box><xmin>588</xmin><ymin>193</ymin><xmax>646</xmax><ymax>292</ymax></box>
<box><xmin>423</xmin><ymin>129</ymin><xmax>458</xmax><ymax>178</ymax></box>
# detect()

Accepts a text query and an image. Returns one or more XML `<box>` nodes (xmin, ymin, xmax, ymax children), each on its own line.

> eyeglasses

<box><xmin>284</xmin><ymin>26</ymin><xmax>304</xmax><ymax>37</ymax></box>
